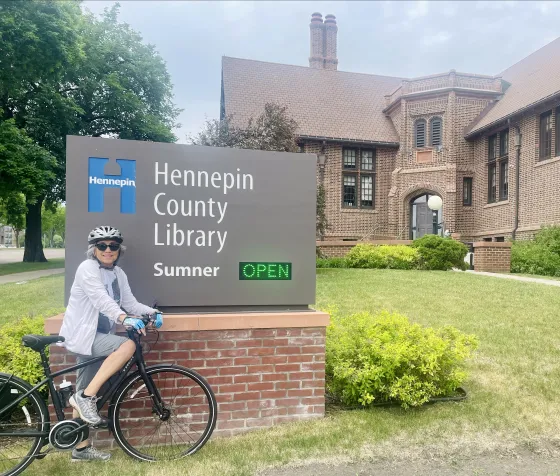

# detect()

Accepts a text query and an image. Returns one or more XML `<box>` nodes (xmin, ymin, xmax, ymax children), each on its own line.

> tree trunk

<box><xmin>23</xmin><ymin>198</ymin><xmax>47</xmax><ymax>262</ymax></box>
<box><xmin>14</xmin><ymin>230</ymin><xmax>19</xmax><ymax>248</ymax></box>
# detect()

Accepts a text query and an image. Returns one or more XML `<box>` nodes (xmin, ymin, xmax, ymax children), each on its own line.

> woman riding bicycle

<box><xmin>59</xmin><ymin>225</ymin><xmax>163</xmax><ymax>462</ymax></box>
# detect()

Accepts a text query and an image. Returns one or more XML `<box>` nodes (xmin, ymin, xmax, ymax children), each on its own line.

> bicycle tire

<box><xmin>110</xmin><ymin>364</ymin><xmax>217</xmax><ymax>462</ymax></box>
<box><xmin>0</xmin><ymin>373</ymin><xmax>49</xmax><ymax>476</ymax></box>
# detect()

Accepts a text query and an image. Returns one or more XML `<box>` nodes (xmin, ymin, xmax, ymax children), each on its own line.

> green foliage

<box><xmin>412</xmin><ymin>235</ymin><xmax>468</xmax><ymax>271</ymax></box>
<box><xmin>316</xmin><ymin>183</ymin><xmax>330</xmax><ymax>240</ymax></box>
<box><xmin>52</xmin><ymin>235</ymin><xmax>64</xmax><ymax>248</ymax></box>
<box><xmin>511</xmin><ymin>226</ymin><xmax>560</xmax><ymax>276</ymax></box>
<box><xmin>42</xmin><ymin>203</ymin><xmax>65</xmax><ymax>247</ymax></box>
<box><xmin>316</xmin><ymin>257</ymin><xmax>348</xmax><ymax>268</ymax></box>
<box><xmin>325</xmin><ymin>308</ymin><xmax>478</xmax><ymax>408</ymax></box>
<box><xmin>1</xmin><ymin>1</ymin><xmax>180</xmax><ymax>261</ymax></box>
<box><xmin>0</xmin><ymin>317</ymin><xmax>48</xmax><ymax>395</ymax></box>
<box><xmin>345</xmin><ymin>244</ymin><xmax>419</xmax><ymax>270</ymax></box>
<box><xmin>533</xmin><ymin>225</ymin><xmax>560</xmax><ymax>255</ymax></box>
<box><xmin>511</xmin><ymin>240</ymin><xmax>560</xmax><ymax>276</ymax></box>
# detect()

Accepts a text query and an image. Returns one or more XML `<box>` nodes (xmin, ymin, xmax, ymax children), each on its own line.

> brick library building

<box><xmin>220</xmin><ymin>12</ymin><xmax>560</xmax><ymax>246</ymax></box>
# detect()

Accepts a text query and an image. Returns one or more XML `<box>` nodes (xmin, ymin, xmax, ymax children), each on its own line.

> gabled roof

<box><xmin>221</xmin><ymin>56</ymin><xmax>403</xmax><ymax>145</ymax></box>
<box><xmin>467</xmin><ymin>37</ymin><xmax>560</xmax><ymax>136</ymax></box>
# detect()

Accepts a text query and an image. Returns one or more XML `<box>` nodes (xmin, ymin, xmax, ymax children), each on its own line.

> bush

<box><xmin>412</xmin><ymin>235</ymin><xmax>468</xmax><ymax>271</ymax></box>
<box><xmin>325</xmin><ymin>308</ymin><xmax>478</xmax><ymax>408</ymax></box>
<box><xmin>0</xmin><ymin>317</ymin><xmax>48</xmax><ymax>395</ymax></box>
<box><xmin>345</xmin><ymin>244</ymin><xmax>419</xmax><ymax>270</ymax></box>
<box><xmin>534</xmin><ymin>225</ymin><xmax>560</xmax><ymax>255</ymax></box>
<box><xmin>316</xmin><ymin>257</ymin><xmax>347</xmax><ymax>268</ymax></box>
<box><xmin>511</xmin><ymin>240</ymin><xmax>560</xmax><ymax>276</ymax></box>
<box><xmin>53</xmin><ymin>234</ymin><xmax>64</xmax><ymax>248</ymax></box>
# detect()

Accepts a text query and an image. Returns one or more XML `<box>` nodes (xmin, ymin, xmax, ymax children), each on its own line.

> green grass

<box><xmin>0</xmin><ymin>258</ymin><xmax>64</xmax><ymax>276</ymax></box>
<box><xmin>511</xmin><ymin>272</ymin><xmax>560</xmax><ymax>281</ymax></box>
<box><xmin>0</xmin><ymin>274</ymin><xmax>65</xmax><ymax>324</ymax></box>
<box><xmin>8</xmin><ymin>269</ymin><xmax>560</xmax><ymax>475</ymax></box>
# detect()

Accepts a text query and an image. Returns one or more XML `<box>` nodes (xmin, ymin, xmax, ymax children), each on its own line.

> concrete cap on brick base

<box><xmin>473</xmin><ymin>242</ymin><xmax>512</xmax><ymax>248</ymax></box>
<box><xmin>45</xmin><ymin>311</ymin><xmax>330</xmax><ymax>335</ymax></box>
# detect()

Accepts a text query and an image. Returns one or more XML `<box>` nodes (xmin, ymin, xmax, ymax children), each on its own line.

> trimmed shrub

<box><xmin>511</xmin><ymin>240</ymin><xmax>560</xmax><ymax>276</ymax></box>
<box><xmin>316</xmin><ymin>257</ymin><xmax>347</xmax><ymax>268</ymax></box>
<box><xmin>345</xmin><ymin>244</ymin><xmax>419</xmax><ymax>270</ymax></box>
<box><xmin>325</xmin><ymin>308</ymin><xmax>478</xmax><ymax>408</ymax></box>
<box><xmin>412</xmin><ymin>235</ymin><xmax>468</xmax><ymax>271</ymax></box>
<box><xmin>0</xmin><ymin>317</ymin><xmax>48</xmax><ymax>395</ymax></box>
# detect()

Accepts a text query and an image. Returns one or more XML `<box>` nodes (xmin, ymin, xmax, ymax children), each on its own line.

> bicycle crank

<box><xmin>48</xmin><ymin>419</ymin><xmax>88</xmax><ymax>451</ymax></box>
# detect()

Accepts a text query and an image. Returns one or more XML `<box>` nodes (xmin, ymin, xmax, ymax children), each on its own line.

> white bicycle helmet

<box><xmin>88</xmin><ymin>225</ymin><xmax>123</xmax><ymax>244</ymax></box>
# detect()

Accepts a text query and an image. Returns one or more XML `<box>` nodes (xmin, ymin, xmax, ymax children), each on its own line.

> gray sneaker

<box><xmin>71</xmin><ymin>445</ymin><xmax>111</xmax><ymax>462</ymax></box>
<box><xmin>69</xmin><ymin>390</ymin><xmax>102</xmax><ymax>426</ymax></box>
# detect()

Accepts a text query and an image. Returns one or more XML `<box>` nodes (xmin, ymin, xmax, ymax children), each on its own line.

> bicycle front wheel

<box><xmin>0</xmin><ymin>373</ymin><xmax>49</xmax><ymax>476</ymax></box>
<box><xmin>111</xmin><ymin>365</ymin><xmax>217</xmax><ymax>461</ymax></box>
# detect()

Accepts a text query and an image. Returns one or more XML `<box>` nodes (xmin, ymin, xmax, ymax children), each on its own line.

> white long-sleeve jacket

<box><xmin>59</xmin><ymin>259</ymin><xmax>156</xmax><ymax>355</ymax></box>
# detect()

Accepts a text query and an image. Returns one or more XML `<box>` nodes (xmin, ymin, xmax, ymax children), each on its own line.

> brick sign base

<box><xmin>45</xmin><ymin>311</ymin><xmax>330</xmax><ymax>448</ymax></box>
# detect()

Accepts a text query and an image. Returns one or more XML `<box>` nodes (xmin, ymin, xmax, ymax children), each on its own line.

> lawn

<box><xmin>0</xmin><ymin>258</ymin><xmax>65</xmax><ymax>276</ymax></box>
<box><xmin>6</xmin><ymin>269</ymin><xmax>560</xmax><ymax>475</ymax></box>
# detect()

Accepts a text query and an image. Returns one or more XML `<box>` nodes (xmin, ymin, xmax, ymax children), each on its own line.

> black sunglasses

<box><xmin>95</xmin><ymin>243</ymin><xmax>120</xmax><ymax>252</ymax></box>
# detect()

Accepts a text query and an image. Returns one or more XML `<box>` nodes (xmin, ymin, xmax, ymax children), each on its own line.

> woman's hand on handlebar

<box><xmin>122</xmin><ymin>315</ymin><xmax>146</xmax><ymax>336</ymax></box>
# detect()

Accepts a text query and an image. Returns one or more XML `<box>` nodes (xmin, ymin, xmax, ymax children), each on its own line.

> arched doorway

<box><xmin>410</xmin><ymin>193</ymin><xmax>442</xmax><ymax>239</ymax></box>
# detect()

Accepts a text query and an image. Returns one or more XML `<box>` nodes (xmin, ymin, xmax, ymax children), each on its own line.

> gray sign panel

<box><xmin>65</xmin><ymin>136</ymin><xmax>316</xmax><ymax>310</ymax></box>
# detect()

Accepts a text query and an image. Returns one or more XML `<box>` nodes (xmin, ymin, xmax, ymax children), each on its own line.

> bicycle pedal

<box><xmin>91</xmin><ymin>418</ymin><xmax>110</xmax><ymax>429</ymax></box>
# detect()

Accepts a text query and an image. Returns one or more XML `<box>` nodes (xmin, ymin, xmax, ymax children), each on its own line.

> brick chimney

<box><xmin>309</xmin><ymin>12</ymin><xmax>324</xmax><ymax>69</ymax></box>
<box><xmin>324</xmin><ymin>14</ymin><xmax>338</xmax><ymax>71</ymax></box>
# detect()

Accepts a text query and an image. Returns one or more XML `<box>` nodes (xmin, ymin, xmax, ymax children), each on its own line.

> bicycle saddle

<box><xmin>22</xmin><ymin>335</ymin><xmax>65</xmax><ymax>352</ymax></box>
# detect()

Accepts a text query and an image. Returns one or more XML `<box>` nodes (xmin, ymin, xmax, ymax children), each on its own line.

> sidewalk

<box><xmin>460</xmin><ymin>269</ymin><xmax>560</xmax><ymax>287</ymax></box>
<box><xmin>0</xmin><ymin>268</ymin><xmax>64</xmax><ymax>285</ymax></box>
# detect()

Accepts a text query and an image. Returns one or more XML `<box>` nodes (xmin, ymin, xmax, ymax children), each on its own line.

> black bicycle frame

<box><xmin>0</xmin><ymin>329</ymin><xmax>163</xmax><ymax>438</ymax></box>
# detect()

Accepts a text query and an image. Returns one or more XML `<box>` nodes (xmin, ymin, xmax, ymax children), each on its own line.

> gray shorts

<box><xmin>72</xmin><ymin>333</ymin><xmax>129</xmax><ymax>392</ymax></box>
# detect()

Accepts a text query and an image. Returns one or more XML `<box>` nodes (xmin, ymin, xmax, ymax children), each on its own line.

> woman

<box><xmin>59</xmin><ymin>225</ymin><xmax>163</xmax><ymax>462</ymax></box>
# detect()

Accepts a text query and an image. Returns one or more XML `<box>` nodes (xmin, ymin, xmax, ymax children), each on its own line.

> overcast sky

<box><xmin>82</xmin><ymin>1</ymin><xmax>560</xmax><ymax>143</ymax></box>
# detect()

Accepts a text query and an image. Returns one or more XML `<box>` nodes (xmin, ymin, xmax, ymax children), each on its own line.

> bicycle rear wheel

<box><xmin>111</xmin><ymin>365</ymin><xmax>217</xmax><ymax>461</ymax></box>
<box><xmin>0</xmin><ymin>373</ymin><xmax>49</xmax><ymax>476</ymax></box>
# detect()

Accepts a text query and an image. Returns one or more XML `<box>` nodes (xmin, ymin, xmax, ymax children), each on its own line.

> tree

<box><xmin>189</xmin><ymin>103</ymin><xmax>330</xmax><ymax>238</ymax></box>
<box><xmin>0</xmin><ymin>1</ymin><xmax>181</xmax><ymax>261</ymax></box>
<box><xmin>189</xmin><ymin>103</ymin><xmax>299</xmax><ymax>152</ymax></box>
<box><xmin>42</xmin><ymin>203</ymin><xmax>65</xmax><ymax>248</ymax></box>
<box><xmin>0</xmin><ymin>193</ymin><xmax>26</xmax><ymax>248</ymax></box>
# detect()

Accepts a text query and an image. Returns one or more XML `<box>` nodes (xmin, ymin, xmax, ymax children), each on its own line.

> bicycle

<box><xmin>0</xmin><ymin>314</ymin><xmax>217</xmax><ymax>476</ymax></box>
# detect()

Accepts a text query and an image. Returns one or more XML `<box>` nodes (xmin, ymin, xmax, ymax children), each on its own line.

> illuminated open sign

<box><xmin>239</xmin><ymin>262</ymin><xmax>292</xmax><ymax>280</ymax></box>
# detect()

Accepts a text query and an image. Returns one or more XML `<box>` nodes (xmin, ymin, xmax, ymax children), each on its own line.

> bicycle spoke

<box><xmin>113</xmin><ymin>368</ymin><xmax>216</xmax><ymax>461</ymax></box>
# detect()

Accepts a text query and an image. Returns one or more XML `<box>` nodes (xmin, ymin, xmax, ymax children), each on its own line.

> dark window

<box><xmin>343</xmin><ymin>174</ymin><xmax>356</xmax><ymax>207</ymax></box>
<box><xmin>495</xmin><ymin>236</ymin><xmax>505</xmax><ymax>242</ymax></box>
<box><xmin>415</xmin><ymin>119</ymin><xmax>427</xmax><ymax>148</ymax></box>
<box><xmin>342</xmin><ymin>148</ymin><xmax>376</xmax><ymax>209</ymax></box>
<box><xmin>343</xmin><ymin>148</ymin><xmax>356</xmax><ymax>168</ymax></box>
<box><xmin>556</xmin><ymin>109</ymin><xmax>560</xmax><ymax>157</ymax></box>
<box><xmin>540</xmin><ymin>110</ymin><xmax>552</xmax><ymax>160</ymax></box>
<box><xmin>463</xmin><ymin>177</ymin><xmax>472</xmax><ymax>206</ymax></box>
<box><xmin>499</xmin><ymin>159</ymin><xmax>508</xmax><ymax>200</ymax></box>
<box><xmin>488</xmin><ymin>162</ymin><xmax>497</xmax><ymax>203</ymax></box>
<box><xmin>499</xmin><ymin>129</ymin><xmax>509</xmax><ymax>157</ymax></box>
<box><xmin>488</xmin><ymin>134</ymin><xmax>497</xmax><ymax>160</ymax></box>
<box><xmin>430</xmin><ymin>117</ymin><xmax>442</xmax><ymax>146</ymax></box>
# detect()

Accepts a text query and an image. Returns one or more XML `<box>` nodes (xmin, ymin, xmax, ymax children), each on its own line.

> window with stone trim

<box><xmin>540</xmin><ymin>110</ymin><xmax>552</xmax><ymax>160</ymax></box>
<box><xmin>430</xmin><ymin>117</ymin><xmax>442</xmax><ymax>146</ymax></box>
<box><xmin>463</xmin><ymin>177</ymin><xmax>472</xmax><ymax>206</ymax></box>
<box><xmin>342</xmin><ymin>148</ymin><xmax>376</xmax><ymax>209</ymax></box>
<box><xmin>499</xmin><ymin>129</ymin><xmax>509</xmax><ymax>201</ymax></box>
<box><xmin>414</xmin><ymin>119</ymin><xmax>427</xmax><ymax>148</ymax></box>
<box><xmin>488</xmin><ymin>134</ymin><xmax>497</xmax><ymax>203</ymax></box>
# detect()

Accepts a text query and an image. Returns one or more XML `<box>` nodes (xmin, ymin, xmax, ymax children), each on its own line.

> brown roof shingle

<box><xmin>221</xmin><ymin>56</ymin><xmax>402</xmax><ymax>144</ymax></box>
<box><xmin>468</xmin><ymin>37</ymin><xmax>560</xmax><ymax>136</ymax></box>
